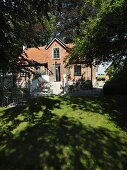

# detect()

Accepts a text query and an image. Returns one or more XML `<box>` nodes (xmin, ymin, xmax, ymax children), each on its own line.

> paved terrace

<box><xmin>51</xmin><ymin>82</ymin><xmax>103</xmax><ymax>97</ymax></box>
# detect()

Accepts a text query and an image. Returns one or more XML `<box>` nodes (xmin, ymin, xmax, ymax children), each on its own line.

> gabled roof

<box><xmin>45</xmin><ymin>38</ymin><xmax>72</xmax><ymax>50</ymax></box>
<box><xmin>19</xmin><ymin>38</ymin><xmax>73</xmax><ymax>66</ymax></box>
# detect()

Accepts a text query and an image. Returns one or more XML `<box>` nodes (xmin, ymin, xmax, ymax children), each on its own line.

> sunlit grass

<box><xmin>0</xmin><ymin>96</ymin><xmax>127</xmax><ymax>169</ymax></box>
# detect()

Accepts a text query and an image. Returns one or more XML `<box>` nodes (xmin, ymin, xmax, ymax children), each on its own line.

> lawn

<box><xmin>0</xmin><ymin>95</ymin><xmax>127</xmax><ymax>170</ymax></box>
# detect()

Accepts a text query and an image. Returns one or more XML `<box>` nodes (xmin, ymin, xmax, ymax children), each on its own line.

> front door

<box><xmin>55</xmin><ymin>65</ymin><xmax>61</xmax><ymax>81</ymax></box>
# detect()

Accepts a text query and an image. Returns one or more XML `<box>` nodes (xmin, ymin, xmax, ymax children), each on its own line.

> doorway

<box><xmin>55</xmin><ymin>65</ymin><xmax>61</xmax><ymax>81</ymax></box>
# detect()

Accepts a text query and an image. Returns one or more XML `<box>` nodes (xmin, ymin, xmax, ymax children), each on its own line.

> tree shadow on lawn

<box><xmin>0</xmin><ymin>96</ymin><xmax>127</xmax><ymax>169</ymax></box>
<box><xmin>0</xmin><ymin>111</ymin><xmax>127</xmax><ymax>170</ymax></box>
<box><xmin>63</xmin><ymin>95</ymin><xmax>127</xmax><ymax>131</ymax></box>
<box><xmin>28</xmin><ymin>97</ymin><xmax>61</xmax><ymax>114</ymax></box>
<box><xmin>0</xmin><ymin>97</ymin><xmax>61</xmax><ymax>131</ymax></box>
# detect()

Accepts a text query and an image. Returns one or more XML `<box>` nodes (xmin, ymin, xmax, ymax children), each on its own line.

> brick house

<box><xmin>0</xmin><ymin>38</ymin><xmax>97</xmax><ymax>104</ymax></box>
<box><xmin>20</xmin><ymin>38</ymin><xmax>96</xmax><ymax>84</ymax></box>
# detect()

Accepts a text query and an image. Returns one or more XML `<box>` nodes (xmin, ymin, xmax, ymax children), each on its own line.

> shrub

<box><xmin>103</xmin><ymin>60</ymin><xmax>127</xmax><ymax>95</ymax></box>
<box><xmin>103</xmin><ymin>83</ymin><xmax>126</xmax><ymax>95</ymax></box>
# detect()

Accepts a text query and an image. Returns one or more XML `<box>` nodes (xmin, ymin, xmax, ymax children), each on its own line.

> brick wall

<box><xmin>20</xmin><ymin>39</ymin><xmax>97</xmax><ymax>85</ymax></box>
<box><xmin>44</xmin><ymin>39</ymin><xmax>97</xmax><ymax>83</ymax></box>
<box><xmin>45</xmin><ymin>40</ymin><xmax>68</xmax><ymax>81</ymax></box>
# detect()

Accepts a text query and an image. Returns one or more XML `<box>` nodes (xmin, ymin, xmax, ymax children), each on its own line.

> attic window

<box><xmin>53</xmin><ymin>48</ymin><xmax>60</xmax><ymax>59</ymax></box>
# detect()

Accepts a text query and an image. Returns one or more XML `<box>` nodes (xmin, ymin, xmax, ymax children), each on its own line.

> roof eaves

<box><xmin>45</xmin><ymin>38</ymin><xmax>67</xmax><ymax>50</ymax></box>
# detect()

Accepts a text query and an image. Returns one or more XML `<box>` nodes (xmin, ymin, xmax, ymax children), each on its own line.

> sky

<box><xmin>97</xmin><ymin>62</ymin><xmax>111</xmax><ymax>75</ymax></box>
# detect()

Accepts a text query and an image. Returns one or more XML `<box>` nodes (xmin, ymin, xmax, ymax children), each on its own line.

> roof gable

<box><xmin>45</xmin><ymin>38</ymin><xmax>68</xmax><ymax>50</ymax></box>
<box><xmin>19</xmin><ymin>38</ymin><xmax>73</xmax><ymax>65</ymax></box>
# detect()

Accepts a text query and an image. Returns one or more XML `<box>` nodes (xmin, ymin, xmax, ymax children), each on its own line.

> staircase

<box><xmin>31</xmin><ymin>78</ymin><xmax>53</xmax><ymax>97</ymax></box>
<box><xmin>50</xmin><ymin>82</ymin><xmax>63</xmax><ymax>95</ymax></box>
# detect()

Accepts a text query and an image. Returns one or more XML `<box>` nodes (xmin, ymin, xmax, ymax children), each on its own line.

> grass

<box><xmin>0</xmin><ymin>95</ymin><xmax>127</xmax><ymax>170</ymax></box>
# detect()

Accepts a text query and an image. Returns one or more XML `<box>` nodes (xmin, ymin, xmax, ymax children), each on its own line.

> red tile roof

<box><xmin>20</xmin><ymin>38</ymin><xmax>73</xmax><ymax>65</ymax></box>
<box><xmin>22</xmin><ymin>47</ymin><xmax>47</xmax><ymax>64</ymax></box>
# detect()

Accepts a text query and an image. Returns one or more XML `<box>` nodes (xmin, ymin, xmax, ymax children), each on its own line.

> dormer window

<box><xmin>53</xmin><ymin>48</ymin><xmax>60</xmax><ymax>59</ymax></box>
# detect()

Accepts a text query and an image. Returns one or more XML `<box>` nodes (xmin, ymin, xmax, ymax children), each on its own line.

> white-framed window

<box><xmin>74</xmin><ymin>65</ymin><xmax>81</xmax><ymax>76</ymax></box>
<box><xmin>53</xmin><ymin>48</ymin><xmax>60</xmax><ymax>59</ymax></box>
<box><xmin>20</xmin><ymin>69</ymin><xmax>29</xmax><ymax>77</ymax></box>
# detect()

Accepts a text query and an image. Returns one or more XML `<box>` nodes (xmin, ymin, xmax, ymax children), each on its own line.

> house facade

<box><xmin>20</xmin><ymin>38</ymin><xmax>96</xmax><ymax>88</ymax></box>
<box><xmin>0</xmin><ymin>38</ymin><xmax>97</xmax><ymax>104</ymax></box>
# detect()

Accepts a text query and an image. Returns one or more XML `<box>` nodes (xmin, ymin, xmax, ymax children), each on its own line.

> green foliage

<box><xmin>68</xmin><ymin>0</ymin><xmax>127</xmax><ymax>65</ymax></box>
<box><xmin>54</xmin><ymin>0</ymin><xmax>104</xmax><ymax>43</ymax></box>
<box><xmin>104</xmin><ymin>60</ymin><xmax>127</xmax><ymax>94</ymax></box>
<box><xmin>0</xmin><ymin>0</ymin><xmax>54</xmax><ymax>69</ymax></box>
<box><xmin>52</xmin><ymin>0</ymin><xmax>84</xmax><ymax>43</ymax></box>
<box><xmin>97</xmin><ymin>75</ymin><xmax>105</xmax><ymax>81</ymax></box>
<box><xmin>106</xmin><ymin>65</ymin><xmax>117</xmax><ymax>78</ymax></box>
<box><xmin>34</xmin><ymin>72</ymin><xmax>42</xmax><ymax>79</ymax></box>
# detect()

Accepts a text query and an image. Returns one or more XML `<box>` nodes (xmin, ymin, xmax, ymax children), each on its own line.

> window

<box><xmin>66</xmin><ymin>67</ymin><xmax>70</xmax><ymax>75</ymax></box>
<box><xmin>74</xmin><ymin>65</ymin><xmax>81</xmax><ymax>76</ymax></box>
<box><xmin>20</xmin><ymin>69</ymin><xmax>28</xmax><ymax>77</ymax></box>
<box><xmin>35</xmin><ymin>66</ymin><xmax>40</xmax><ymax>73</ymax></box>
<box><xmin>53</xmin><ymin>48</ymin><xmax>60</xmax><ymax>59</ymax></box>
<box><xmin>20</xmin><ymin>72</ymin><xmax>27</xmax><ymax>77</ymax></box>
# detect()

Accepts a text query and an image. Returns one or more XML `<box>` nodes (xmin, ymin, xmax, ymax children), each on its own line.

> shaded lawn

<box><xmin>0</xmin><ymin>96</ymin><xmax>127</xmax><ymax>170</ymax></box>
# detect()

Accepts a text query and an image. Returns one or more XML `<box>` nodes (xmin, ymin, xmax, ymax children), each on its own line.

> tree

<box><xmin>103</xmin><ymin>58</ymin><xmax>127</xmax><ymax>94</ymax></box>
<box><xmin>68</xmin><ymin>0</ymin><xmax>127</xmax><ymax>65</ymax></box>
<box><xmin>52</xmin><ymin>0</ymin><xmax>84</xmax><ymax>43</ymax></box>
<box><xmin>0</xmin><ymin>0</ymin><xmax>54</xmax><ymax>70</ymax></box>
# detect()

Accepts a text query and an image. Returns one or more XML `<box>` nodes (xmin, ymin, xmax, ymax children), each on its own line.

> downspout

<box><xmin>54</xmin><ymin>61</ymin><xmax>56</xmax><ymax>82</ymax></box>
<box><xmin>90</xmin><ymin>63</ymin><xmax>93</xmax><ymax>89</ymax></box>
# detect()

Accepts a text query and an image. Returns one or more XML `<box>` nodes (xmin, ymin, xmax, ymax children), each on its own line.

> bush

<box><xmin>103</xmin><ymin>61</ymin><xmax>127</xmax><ymax>95</ymax></box>
<box><xmin>81</xmin><ymin>80</ymin><xmax>92</xmax><ymax>89</ymax></box>
<box><xmin>103</xmin><ymin>83</ymin><xmax>127</xmax><ymax>95</ymax></box>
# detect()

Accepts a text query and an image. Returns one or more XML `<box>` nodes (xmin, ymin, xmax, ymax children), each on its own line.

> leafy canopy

<box><xmin>0</xmin><ymin>0</ymin><xmax>54</xmax><ymax>70</ymax></box>
<box><xmin>68</xmin><ymin>0</ymin><xmax>127</xmax><ymax>65</ymax></box>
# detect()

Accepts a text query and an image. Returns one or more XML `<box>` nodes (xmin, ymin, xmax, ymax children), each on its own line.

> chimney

<box><xmin>23</xmin><ymin>45</ymin><xmax>27</xmax><ymax>51</ymax></box>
